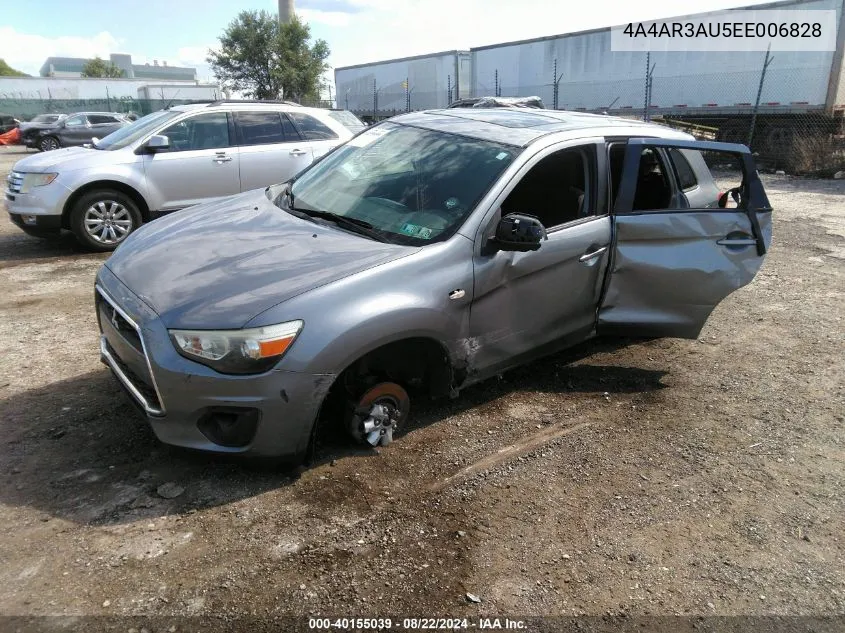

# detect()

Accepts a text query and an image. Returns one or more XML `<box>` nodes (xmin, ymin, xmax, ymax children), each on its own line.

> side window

<box><xmin>160</xmin><ymin>112</ymin><xmax>231</xmax><ymax>151</ymax></box>
<box><xmin>88</xmin><ymin>114</ymin><xmax>117</xmax><ymax>125</ymax></box>
<box><xmin>632</xmin><ymin>147</ymin><xmax>672</xmax><ymax>211</ymax></box>
<box><xmin>669</xmin><ymin>148</ymin><xmax>698</xmax><ymax>191</ymax></box>
<box><xmin>287</xmin><ymin>112</ymin><xmax>338</xmax><ymax>140</ymax></box>
<box><xmin>501</xmin><ymin>146</ymin><xmax>592</xmax><ymax>230</ymax></box>
<box><xmin>65</xmin><ymin>115</ymin><xmax>86</xmax><ymax>127</ymax></box>
<box><xmin>236</xmin><ymin>111</ymin><xmax>300</xmax><ymax>145</ymax></box>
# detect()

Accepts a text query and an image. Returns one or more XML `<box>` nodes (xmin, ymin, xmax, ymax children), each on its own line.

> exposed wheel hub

<box><xmin>348</xmin><ymin>382</ymin><xmax>410</xmax><ymax>447</ymax></box>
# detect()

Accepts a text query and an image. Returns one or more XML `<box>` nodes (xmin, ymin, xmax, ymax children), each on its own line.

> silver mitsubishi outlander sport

<box><xmin>94</xmin><ymin>108</ymin><xmax>772</xmax><ymax>462</ymax></box>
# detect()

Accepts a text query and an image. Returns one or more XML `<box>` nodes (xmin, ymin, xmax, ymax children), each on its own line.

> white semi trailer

<box><xmin>334</xmin><ymin>0</ymin><xmax>845</xmax><ymax>168</ymax></box>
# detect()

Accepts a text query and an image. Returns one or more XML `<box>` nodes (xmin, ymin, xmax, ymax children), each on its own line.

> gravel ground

<box><xmin>0</xmin><ymin>145</ymin><xmax>843</xmax><ymax>630</ymax></box>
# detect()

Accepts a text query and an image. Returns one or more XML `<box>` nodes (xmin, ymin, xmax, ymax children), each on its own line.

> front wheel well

<box><xmin>313</xmin><ymin>337</ymin><xmax>454</xmax><ymax>448</ymax></box>
<box><xmin>334</xmin><ymin>337</ymin><xmax>454</xmax><ymax>400</ymax></box>
<box><xmin>62</xmin><ymin>181</ymin><xmax>150</xmax><ymax>229</ymax></box>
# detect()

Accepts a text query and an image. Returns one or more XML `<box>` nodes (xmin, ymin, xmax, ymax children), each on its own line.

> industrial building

<box><xmin>40</xmin><ymin>53</ymin><xmax>197</xmax><ymax>81</ymax></box>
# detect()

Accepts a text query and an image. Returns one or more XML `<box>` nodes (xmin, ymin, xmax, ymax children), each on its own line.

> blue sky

<box><xmin>1</xmin><ymin>0</ymin><xmax>760</xmax><ymax>88</ymax></box>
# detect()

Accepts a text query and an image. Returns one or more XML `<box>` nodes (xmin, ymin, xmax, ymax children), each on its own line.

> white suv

<box><xmin>4</xmin><ymin>101</ymin><xmax>362</xmax><ymax>251</ymax></box>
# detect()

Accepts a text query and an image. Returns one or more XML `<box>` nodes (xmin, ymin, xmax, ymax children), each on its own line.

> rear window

<box><xmin>669</xmin><ymin>148</ymin><xmax>698</xmax><ymax>190</ymax></box>
<box><xmin>288</xmin><ymin>112</ymin><xmax>338</xmax><ymax>140</ymax></box>
<box><xmin>236</xmin><ymin>111</ymin><xmax>300</xmax><ymax>145</ymax></box>
<box><xmin>327</xmin><ymin>110</ymin><xmax>366</xmax><ymax>132</ymax></box>
<box><xmin>88</xmin><ymin>114</ymin><xmax>120</xmax><ymax>124</ymax></box>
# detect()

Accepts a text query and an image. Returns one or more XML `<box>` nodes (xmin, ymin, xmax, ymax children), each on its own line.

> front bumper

<box><xmin>95</xmin><ymin>265</ymin><xmax>334</xmax><ymax>458</ymax></box>
<box><xmin>5</xmin><ymin>180</ymin><xmax>72</xmax><ymax>218</ymax></box>
<box><xmin>8</xmin><ymin>212</ymin><xmax>62</xmax><ymax>234</ymax></box>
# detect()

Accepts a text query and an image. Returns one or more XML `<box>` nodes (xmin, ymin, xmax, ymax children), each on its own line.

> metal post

<box><xmin>406</xmin><ymin>77</ymin><xmax>410</xmax><ymax>112</ymax></box>
<box><xmin>643</xmin><ymin>53</ymin><xmax>649</xmax><ymax>120</ymax></box>
<box><xmin>106</xmin><ymin>85</ymin><xmax>111</xmax><ymax>111</ymax></box>
<box><xmin>373</xmin><ymin>79</ymin><xmax>377</xmax><ymax>121</ymax></box>
<box><xmin>553</xmin><ymin>59</ymin><xmax>558</xmax><ymax>110</ymax></box>
<box><xmin>345</xmin><ymin>89</ymin><xmax>349</xmax><ymax>111</ymax></box>
<box><xmin>748</xmin><ymin>45</ymin><xmax>774</xmax><ymax>148</ymax></box>
<box><xmin>447</xmin><ymin>75</ymin><xmax>452</xmax><ymax>105</ymax></box>
<box><xmin>494</xmin><ymin>70</ymin><xmax>498</xmax><ymax>97</ymax></box>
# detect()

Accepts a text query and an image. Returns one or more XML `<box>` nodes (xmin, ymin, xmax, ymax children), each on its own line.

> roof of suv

<box><xmin>391</xmin><ymin>108</ymin><xmax>692</xmax><ymax>147</ymax></box>
<box><xmin>168</xmin><ymin>101</ymin><xmax>325</xmax><ymax>114</ymax></box>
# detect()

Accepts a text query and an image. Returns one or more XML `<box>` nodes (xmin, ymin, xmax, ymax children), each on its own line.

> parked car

<box><xmin>30</xmin><ymin>112</ymin><xmax>130</xmax><ymax>152</ymax></box>
<box><xmin>93</xmin><ymin>108</ymin><xmax>772</xmax><ymax>461</ymax></box>
<box><xmin>5</xmin><ymin>102</ymin><xmax>357</xmax><ymax>250</ymax></box>
<box><xmin>18</xmin><ymin>113</ymin><xmax>68</xmax><ymax>148</ymax></box>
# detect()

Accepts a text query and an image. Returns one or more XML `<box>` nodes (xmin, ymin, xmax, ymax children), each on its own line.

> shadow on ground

<box><xmin>0</xmin><ymin>337</ymin><xmax>667</xmax><ymax>526</ymax></box>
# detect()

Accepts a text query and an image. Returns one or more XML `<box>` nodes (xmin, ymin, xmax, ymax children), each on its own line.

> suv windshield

<box><xmin>285</xmin><ymin>122</ymin><xmax>518</xmax><ymax>245</ymax></box>
<box><xmin>95</xmin><ymin>109</ymin><xmax>181</xmax><ymax>151</ymax></box>
<box><xmin>32</xmin><ymin>114</ymin><xmax>61</xmax><ymax>123</ymax></box>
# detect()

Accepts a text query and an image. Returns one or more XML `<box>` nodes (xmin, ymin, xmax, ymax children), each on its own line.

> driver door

<box><xmin>142</xmin><ymin>111</ymin><xmax>241</xmax><ymax>211</ymax></box>
<box><xmin>598</xmin><ymin>138</ymin><xmax>772</xmax><ymax>339</ymax></box>
<box><xmin>60</xmin><ymin>114</ymin><xmax>90</xmax><ymax>145</ymax></box>
<box><xmin>468</xmin><ymin>140</ymin><xmax>612</xmax><ymax>376</ymax></box>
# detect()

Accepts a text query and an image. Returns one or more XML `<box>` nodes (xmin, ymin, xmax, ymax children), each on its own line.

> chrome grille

<box><xmin>96</xmin><ymin>286</ymin><xmax>166</xmax><ymax>416</ymax></box>
<box><xmin>7</xmin><ymin>171</ymin><xmax>24</xmax><ymax>194</ymax></box>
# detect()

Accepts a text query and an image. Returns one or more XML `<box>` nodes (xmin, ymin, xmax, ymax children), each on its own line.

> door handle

<box><xmin>579</xmin><ymin>246</ymin><xmax>608</xmax><ymax>263</ymax></box>
<box><xmin>212</xmin><ymin>154</ymin><xmax>232</xmax><ymax>163</ymax></box>
<box><xmin>716</xmin><ymin>238</ymin><xmax>757</xmax><ymax>246</ymax></box>
<box><xmin>289</xmin><ymin>149</ymin><xmax>308</xmax><ymax>157</ymax></box>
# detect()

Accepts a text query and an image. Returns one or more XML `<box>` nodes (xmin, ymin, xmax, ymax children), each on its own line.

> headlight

<box><xmin>20</xmin><ymin>172</ymin><xmax>58</xmax><ymax>193</ymax></box>
<box><xmin>169</xmin><ymin>320</ymin><xmax>303</xmax><ymax>375</ymax></box>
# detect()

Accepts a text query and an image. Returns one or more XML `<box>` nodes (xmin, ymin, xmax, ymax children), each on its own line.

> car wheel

<box><xmin>346</xmin><ymin>382</ymin><xmax>410</xmax><ymax>447</ymax></box>
<box><xmin>39</xmin><ymin>136</ymin><xmax>60</xmax><ymax>152</ymax></box>
<box><xmin>69</xmin><ymin>190</ymin><xmax>142</xmax><ymax>252</ymax></box>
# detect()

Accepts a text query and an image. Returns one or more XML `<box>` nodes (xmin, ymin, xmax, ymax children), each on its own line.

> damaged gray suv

<box><xmin>95</xmin><ymin>108</ymin><xmax>772</xmax><ymax>461</ymax></box>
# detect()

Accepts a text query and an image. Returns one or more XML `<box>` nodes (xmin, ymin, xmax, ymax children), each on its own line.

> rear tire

<box><xmin>69</xmin><ymin>190</ymin><xmax>142</xmax><ymax>252</ymax></box>
<box><xmin>39</xmin><ymin>136</ymin><xmax>60</xmax><ymax>152</ymax></box>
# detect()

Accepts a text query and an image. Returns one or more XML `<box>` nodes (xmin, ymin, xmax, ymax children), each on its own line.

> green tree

<box><xmin>80</xmin><ymin>56</ymin><xmax>124</xmax><ymax>78</ymax></box>
<box><xmin>0</xmin><ymin>59</ymin><xmax>28</xmax><ymax>77</ymax></box>
<box><xmin>207</xmin><ymin>10</ymin><xmax>330</xmax><ymax>102</ymax></box>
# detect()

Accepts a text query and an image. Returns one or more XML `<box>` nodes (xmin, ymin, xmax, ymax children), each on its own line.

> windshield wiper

<box><xmin>279</xmin><ymin>184</ymin><xmax>389</xmax><ymax>243</ymax></box>
<box><xmin>297</xmin><ymin>208</ymin><xmax>390</xmax><ymax>243</ymax></box>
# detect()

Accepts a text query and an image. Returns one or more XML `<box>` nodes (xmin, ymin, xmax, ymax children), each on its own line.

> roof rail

<box><xmin>206</xmin><ymin>99</ymin><xmax>303</xmax><ymax>107</ymax></box>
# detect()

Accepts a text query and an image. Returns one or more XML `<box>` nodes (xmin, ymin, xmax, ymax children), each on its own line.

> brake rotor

<box><xmin>348</xmin><ymin>382</ymin><xmax>410</xmax><ymax>447</ymax></box>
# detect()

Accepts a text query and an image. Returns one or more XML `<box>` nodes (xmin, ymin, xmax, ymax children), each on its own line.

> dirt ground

<box><xmin>0</xmin><ymin>145</ymin><xmax>843</xmax><ymax>631</ymax></box>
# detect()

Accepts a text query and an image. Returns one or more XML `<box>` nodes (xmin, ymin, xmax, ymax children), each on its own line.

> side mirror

<box><xmin>487</xmin><ymin>213</ymin><xmax>547</xmax><ymax>253</ymax></box>
<box><xmin>145</xmin><ymin>134</ymin><xmax>170</xmax><ymax>152</ymax></box>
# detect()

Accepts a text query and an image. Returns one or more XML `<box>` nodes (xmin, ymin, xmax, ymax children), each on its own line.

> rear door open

<box><xmin>598</xmin><ymin>138</ymin><xmax>772</xmax><ymax>339</ymax></box>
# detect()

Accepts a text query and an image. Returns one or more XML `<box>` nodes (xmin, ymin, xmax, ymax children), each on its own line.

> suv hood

<box><xmin>12</xmin><ymin>146</ymin><xmax>127</xmax><ymax>173</ymax></box>
<box><xmin>105</xmin><ymin>189</ymin><xmax>416</xmax><ymax>329</ymax></box>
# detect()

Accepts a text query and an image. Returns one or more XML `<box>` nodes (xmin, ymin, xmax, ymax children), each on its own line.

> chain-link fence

<box><xmin>0</xmin><ymin>96</ymin><xmax>338</xmax><ymax>120</ymax></box>
<box><xmin>340</xmin><ymin>51</ymin><xmax>845</xmax><ymax>175</ymax></box>
<box><xmin>0</xmin><ymin>97</ymin><xmax>224</xmax><ymax>120</ymax></box>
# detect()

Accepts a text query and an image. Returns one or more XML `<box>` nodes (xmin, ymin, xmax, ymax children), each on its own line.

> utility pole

<box><xmin>552</xmin><ymin>58</ymin><xmax>564</xmax><ymax>110</ymax></box>
<box><xmin>748</xmin><ymin>45</ymin><xmax>774</xmax><ymax>148</ymax></box>
<box><xmin>643</xmin><ymin>53</ymin><xmax>655</xmax><ymax>122</ymax></box>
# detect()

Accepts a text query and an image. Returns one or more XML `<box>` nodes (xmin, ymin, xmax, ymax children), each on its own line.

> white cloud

<box><xmin>298</xmin><ymin>8</ymin><xmax>353</xmax><ymax>27</ymax></box>
<box><xmin>0</xmin><ymin>27</ymin><xmax>122</xmax><ymax>75</ymax></box>
<box><xmin>176</xmin><ymin>46</ymin><xmax>213</xmax><ymax>68</ymax></box>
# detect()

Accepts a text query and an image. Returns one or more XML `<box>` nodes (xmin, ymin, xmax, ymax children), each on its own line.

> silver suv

<box><xmin>94</xmin><ymin>109</ymin><xmax>772</xmax><ymax>462</ymax></box>
<box><xmin>5</xmin><ymin>101</ymin><xmax>360</xmax><ymax>250</ymax></box>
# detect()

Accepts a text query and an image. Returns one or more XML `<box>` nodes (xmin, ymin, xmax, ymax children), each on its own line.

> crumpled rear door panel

<box><xmin>598</xmin><ymin>138</ymin><xmax>772</xmax><ymax>339</ymax></box>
